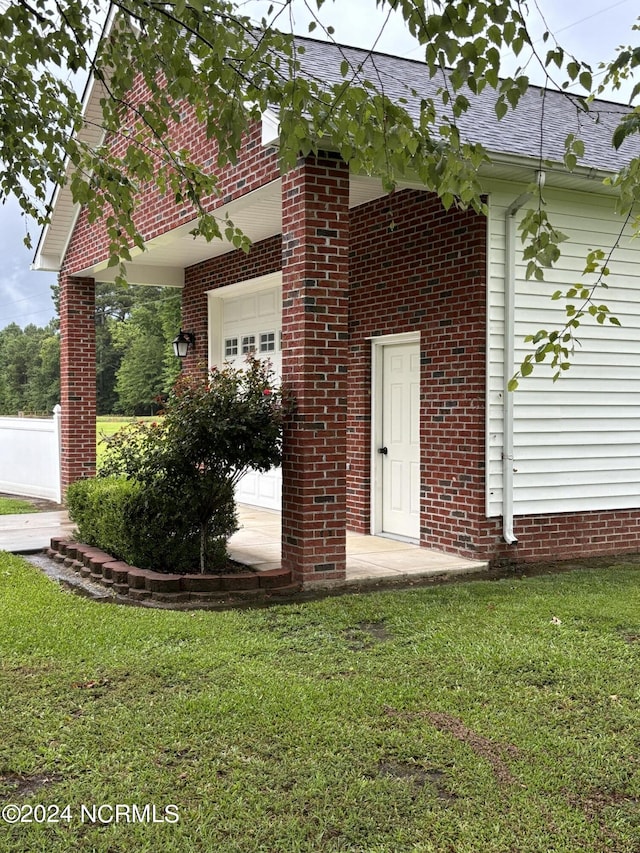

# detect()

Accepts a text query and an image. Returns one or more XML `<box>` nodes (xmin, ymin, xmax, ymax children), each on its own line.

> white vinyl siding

<box><xmin>487</xmin><ymin>182</ymin><xmax>640</xmax><ymax>517</ymax></box>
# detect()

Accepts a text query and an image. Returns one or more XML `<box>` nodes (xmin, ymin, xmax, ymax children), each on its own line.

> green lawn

<box><xmin>0</xmin><ymin>498</ymin><xmax>38</xmax><ymax>516</ymax></box>
<box><xmin>96</xmin><ymin>415</ymin><xmax>144</xmax><ymax>441</ymax></box>
<box><xmin>96</xmin><ymin>416</ymin><xmax>156</xmax><ymax>467</ymax></box>
<box><xmin>0</xmin><ymin>554</ymin><xmax>638</xmax><ymax>852</ymax></box>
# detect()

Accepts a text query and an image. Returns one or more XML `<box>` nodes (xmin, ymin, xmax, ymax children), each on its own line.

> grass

<box><xmin>0</xmin><ymin>498</ymin><xmax>38</xmax><ymax>516</ymax></box>
<box><xmin>0</xmin><ymin>555</ymin><xmax>638</xmax><ymax>852</ymax></box>
<box><xmin>96</xmin><ymin>416</ymin><xmax>157</xmax><ymax>467</ymax></box>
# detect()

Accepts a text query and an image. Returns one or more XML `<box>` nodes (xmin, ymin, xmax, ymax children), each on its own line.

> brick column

<box><xmin>281</xmin><ymin>154</ymin><xmax>350</xmax><ymax>585</ymax></box>
<box><xmin>59</xmin><ymin>274</ymin><xmax>96</xmax><ymax>492</ymax></box>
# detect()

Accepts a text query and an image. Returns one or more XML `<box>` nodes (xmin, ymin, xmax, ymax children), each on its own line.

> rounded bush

<box><xmin>70</xmin><ymin>356</ymin><xmax>283</xmax><ymax>573</ymax></box>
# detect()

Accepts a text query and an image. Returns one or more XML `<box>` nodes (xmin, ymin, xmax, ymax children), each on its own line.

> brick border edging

<box><xmin>48</xmin><ymin>538</ymin><xmax>299</xmax><ymax>605</ymax></box>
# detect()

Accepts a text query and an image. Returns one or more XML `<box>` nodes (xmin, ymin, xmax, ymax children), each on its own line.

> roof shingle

<box><xmin>290</xmin><ymin>36</ymin><xmax>639</xmax><ymax>173</ymax></box>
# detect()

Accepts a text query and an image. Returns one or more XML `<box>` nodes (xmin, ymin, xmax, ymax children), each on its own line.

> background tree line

<box><xmin>0</xmin><ymin>283</ymin><xmax>182</xmax><ymax>416</ymax></box>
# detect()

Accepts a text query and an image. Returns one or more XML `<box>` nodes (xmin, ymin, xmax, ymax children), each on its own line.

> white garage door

<box><xmin>220</xmin><ymin>285</ymin><xmax>282</xmax><ymax>511</ymax></box>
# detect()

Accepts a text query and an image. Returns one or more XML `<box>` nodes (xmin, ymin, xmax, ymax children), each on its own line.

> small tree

<box><xmin>100</xmin><ymin>356</ymin><xmax>284</xmax><ymax>572</ymax></box>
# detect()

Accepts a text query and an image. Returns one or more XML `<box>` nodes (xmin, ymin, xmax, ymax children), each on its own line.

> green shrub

<box><xmin>74</xmin><ymin>356</ymin><xmax>283</xmax><ymax>573</ymax></box>
<box><xmin>66</xmin><ymin>476</ymin><xmax>134</xmax><ymax>555</ymax></box>
<box><xmin>66</xmin><ymin>476</ymin><xmax>237</xmax><ymax>572</ymax></box>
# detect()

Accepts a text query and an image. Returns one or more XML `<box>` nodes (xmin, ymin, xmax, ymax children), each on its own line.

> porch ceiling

<box><xmin>79</xmin><ymin>179</ymin><xmax>284</xmax><ymax>287</ymax></box>
<box><xmin>74</xmin><ymin>174</ymin><xmax>392</xmax><ymax>288</ymax></box>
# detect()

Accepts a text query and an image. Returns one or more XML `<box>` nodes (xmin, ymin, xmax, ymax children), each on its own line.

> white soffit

<box><xmin>78</xmin><ymin>175</ymin><xmax>395</xmax><ymax>286</ymax></box>
<box><xmin>76</xmin><ymin>179</ymin><xmax>284</xmax><ymax>285</ymax></box>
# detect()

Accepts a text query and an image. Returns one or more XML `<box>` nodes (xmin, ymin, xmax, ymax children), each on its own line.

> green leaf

<box><xmin>495</xmin><ymin>98</ymin><xmax>508</xmax><ymax>120</ymax></box>
<box><xmin>612</xmin><ymin>114</ymin><xmax>640</xmax><ymax>150</ymax></box>
<box><xmin>567</xmin><ymin>61</ymin><xmax>580</xmax><ymax>81</ymax></box>
<box><xmin>579</xmin><ymin>71</ymin><xmax>592</xmax><ymax>91</ymax></box>
<box><xmin>611</xmin><ymin>50</ymin><xmax>631</xmax><ymax>72</ymax></box>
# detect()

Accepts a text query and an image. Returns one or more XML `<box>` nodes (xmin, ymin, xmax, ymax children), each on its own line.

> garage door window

<box><xmin>259</xmin><ymin>331</ymin><xmax>276</xmax><ymax>353</ymax></box>
<box><xmin>241</xmin><ymin>335</ymin><xmax>256</xmax><ymax>354</ymax></box>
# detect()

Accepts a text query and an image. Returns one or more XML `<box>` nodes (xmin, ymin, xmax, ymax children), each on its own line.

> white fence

<box><xmin>0</xmin><ymin>405</ymin><xmax>62</xmax><ymax>504</ymax></box>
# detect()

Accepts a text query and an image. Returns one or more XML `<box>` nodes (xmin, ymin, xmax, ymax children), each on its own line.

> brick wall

<box><xmin>61</xmin><ymin>98</ymin><xmax>280</xmax><ymax>279</ymax></box>
<box><xmin>482</xmin><ymin>512</ymin><xmax>640</xmax><ymax>564</ymax></box>
<box><xmin>348</xmin><ymin>190</ymin><xmax>487</xmax><ymax>554</ymax></box>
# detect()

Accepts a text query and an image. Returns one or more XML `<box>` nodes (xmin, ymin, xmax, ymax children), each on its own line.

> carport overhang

<box><xmin>32</xmin><ymin>73</ymin><xmax>618</xmax><ymax>285</ymax></box>
<box><xmin>33</xmin><ymin>171</ymin><xmax>407</xmax><ymax>286</ymax></box>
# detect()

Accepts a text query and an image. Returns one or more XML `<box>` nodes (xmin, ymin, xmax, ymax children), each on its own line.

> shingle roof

<box><xmin>289</xmin><ymin>35</ymin><xmax>639</xmax><ymax>173</ymax></box>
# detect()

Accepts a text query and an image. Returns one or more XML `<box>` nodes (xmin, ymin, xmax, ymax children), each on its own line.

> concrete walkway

<box><xmin>0</xmin><ymin>504</ymin><xmax>488</xmax><ymax>583</ymax></box>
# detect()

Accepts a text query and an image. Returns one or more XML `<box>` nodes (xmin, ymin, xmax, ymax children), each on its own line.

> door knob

<box><xmin>378</xmin><ymin>446</ymin><xmax>388</xmax><ymax>455</ymax></box>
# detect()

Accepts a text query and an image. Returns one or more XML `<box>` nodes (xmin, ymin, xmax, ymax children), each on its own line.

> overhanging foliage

<box><xmin>2</xmin><ymin>1</ymin><xmax>639</xmax><ymax>382</ymax></box>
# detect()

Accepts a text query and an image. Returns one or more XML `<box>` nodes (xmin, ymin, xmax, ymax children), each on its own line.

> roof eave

<box><xmin>480</xmin><ymin>151</ymin><xmax>619</xmax><ymax>195</ymax></box>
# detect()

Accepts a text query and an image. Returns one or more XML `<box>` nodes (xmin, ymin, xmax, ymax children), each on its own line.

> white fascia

<box><xmin>261</xmin><ymin>107</ymin><xmax>280</xmax><ymax>148</ymax></box>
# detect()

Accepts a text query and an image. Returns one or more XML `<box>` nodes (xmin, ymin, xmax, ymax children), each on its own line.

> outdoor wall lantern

<box><xmin>172</xmin><ymin>329</ymin><xmax>196</xmax><ymax>358</ymax></box>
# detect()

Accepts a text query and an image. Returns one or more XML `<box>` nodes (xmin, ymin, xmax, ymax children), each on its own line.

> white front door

<box><xmin>379</xmin><ymin>341</ymin><xmax>420</xmax><ymax>540</ymax></box>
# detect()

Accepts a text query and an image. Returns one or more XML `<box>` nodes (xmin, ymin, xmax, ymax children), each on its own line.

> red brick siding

<box><xmin>59</xmin><ymin>274</ymin><xmax>96</xmax><ymax>491</ymax></box>
<box><xmin>280</xmin><ymin>154</ymin><xmax>350</xmax><ymax>583</ymax></box>
<box><xmin>62</xmin><ymin>96</ymin><xmax>280</xmax><ymax>277</ymax></box>
<box><xmin>483</xmin><ymin>512</ymin><xmax>640</xmax><ymax>563</ymax></box>
<box><xmin>348</xmin><ymin>190</ymin><xmax>487</xmax><ymax>555</ymax></box>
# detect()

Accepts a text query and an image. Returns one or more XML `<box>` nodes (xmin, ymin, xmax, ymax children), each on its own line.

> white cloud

<box><xmin>0</xmin><ymin>197</ymin><xmax>57</xmax><ymax>330</ymax></box>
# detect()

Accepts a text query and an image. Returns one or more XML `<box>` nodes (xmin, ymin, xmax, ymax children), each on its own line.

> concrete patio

<box><xmin>0</xmin><ymin>503</ymin><xmax>489</xmax><ymax>584</ymax></box>
<box><xmin>216</xmin><ymin>505</ymin><xmax>488</xmax><ymax>583</ymax></box>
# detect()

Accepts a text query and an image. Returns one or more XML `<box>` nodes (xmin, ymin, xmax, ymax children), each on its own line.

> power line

<box><xmin>0</xmin><ymin>291</ymin><xmax>54</xmax><ymax>308</ymax></box>
<box><xmin>551</xmin><ymin>0</ymin><xmax>636</xmax><ymax>38</ymax></box>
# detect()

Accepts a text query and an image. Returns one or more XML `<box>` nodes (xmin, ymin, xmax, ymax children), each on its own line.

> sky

<box><xmin>0</xmin><ymin>0</ymin><xmax>638</xmax><ymax>331</ymax></box>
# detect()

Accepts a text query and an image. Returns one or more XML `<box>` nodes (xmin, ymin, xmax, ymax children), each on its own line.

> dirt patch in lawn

<box><xmin>619</xmin><ymin>629</ymin><xmax>640</xmax><ymax>644</ymax></box>
<box><xmin>384</xmin><ymin>706</ymin><xmax>521</xmax><ymax>786</ymax></box>
<box><xmin>567</xmin><ymin>787</ymin><xmax>640</xmax><ymax>846</ymax></box>
<box><xmin>343</xmin><ymin>620</ymin><xmax>393</xmax><ymax>649</ymax></box>
<box><xmin>0</xmin><ymin>772</ymin><xmax>64</xmax><ymax>797</ymax></box>
<box><xmin>377</xmin><ymin>760</ymin><xmax>457</xmax><ymax>800</ymax></box>
<box><xmin>426</xmin><ymin>711</ymin><xmax>520</xmax><ymax>786</ymax></box>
